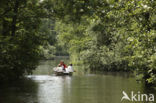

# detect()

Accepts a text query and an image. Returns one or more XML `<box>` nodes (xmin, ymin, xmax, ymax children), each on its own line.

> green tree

<box><xmin>0</xmin><ymin>0</ymin><xmax>48</xmax><ymax>81</ymax></box>
<box><xmin>52</xmin><ymin>0</ymin><xmax>156</xmax><ymax>87</ymax></box>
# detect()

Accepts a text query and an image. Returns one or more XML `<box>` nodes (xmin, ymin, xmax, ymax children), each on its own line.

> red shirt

<box><xmin>62</xmin><ymin>64</ymin><xmax>67</xmax><ymax>68</ymax></box>
<box><xmin>59</xmin><ymin>62</ymin><xmax>67</xmax><ymax>69</ymax></box>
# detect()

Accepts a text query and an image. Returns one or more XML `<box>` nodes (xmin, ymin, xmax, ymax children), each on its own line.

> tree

<box><xmin>52</xmin><ymin>0</ymin><xmax>156</xmax><ymax>87</ymax></box>
<box><xmin>0</xmin><ymin>0</ymin><xmax>47</xmax><ymax>81</ymax></box>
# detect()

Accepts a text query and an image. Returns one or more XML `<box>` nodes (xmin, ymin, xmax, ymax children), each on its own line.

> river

<box><xmin>0</xmin><ymin>59</ymin><xmax>156</xmax><ymax>103</ymax></box>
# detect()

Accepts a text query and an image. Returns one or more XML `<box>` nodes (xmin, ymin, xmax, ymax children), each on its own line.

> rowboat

<box><xmin>53</xmin><ymin>66</ymin><xmax>74</xmax><ymax>76</ymax></box>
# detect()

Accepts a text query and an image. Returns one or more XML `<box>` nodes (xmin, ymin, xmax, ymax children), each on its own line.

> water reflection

<box><xmin>62</xmin><ymin>75</ymin><xmax>146</xmax><ymax>103</ymax></box>
<box><xmin>0</xmin><ymin>59</ymin><xmax>156</xmax><ymax>103</ymax></box>
<box><xmin>0</xmin><ymin>78</ymin><xmax>38</xmax><ymax>103</ymax></box>
<box><xmin>35</xmin><ymin>75</ymin><xmax>64</xmax><ymax>103</ymax></box>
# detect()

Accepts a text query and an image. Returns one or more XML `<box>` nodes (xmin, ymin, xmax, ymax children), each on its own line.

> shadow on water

<box><xmin>0</xmin><ymin>78</ymin><xmax>38</xmax><ymax>103</ymax></box>
<box><xmin>0</xmin><ymin>59</ymin><xmax>156</xmax><ymax>103</ymax></box>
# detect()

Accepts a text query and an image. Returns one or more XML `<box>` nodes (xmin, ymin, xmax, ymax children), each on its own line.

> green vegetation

<box><xmin>0</xmin><ymin>0</ymin><xmax>43</xmax><ymax>81</ymax></box>
<box><xmin>53</xmin><ymin>0</ymin><xmax>156</xmax><ymax>87</ymax></box>
<box><xmin>0</xmin><ymin>0</ymin><xmax>156</xmax><ymax>87</ymax></box>
<box><xmin>0</xmin><ymin>0</ymin><xmax>68</xmax><ymax>81</ymax></box>
<box><xmin>0</xmin><ymin>0</ymin><xmax>57</xmax><ymax>81</ymax></box>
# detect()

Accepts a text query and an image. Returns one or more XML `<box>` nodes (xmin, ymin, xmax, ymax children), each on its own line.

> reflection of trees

<box><xmin>0</xmin><ymin>78</ymin><xmax>38</xmax><ymax>103</ymax></box>
<box><xmin>61</xmin><ymin>75</ymin><xmax>151</xmax><ymax>103</ymax></box>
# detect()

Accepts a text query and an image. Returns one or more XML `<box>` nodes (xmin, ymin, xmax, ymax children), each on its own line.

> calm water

<box><xmin>0</xmin><ymin>59</ymin><xmax>156</xmax><ymax>103</ymax></box>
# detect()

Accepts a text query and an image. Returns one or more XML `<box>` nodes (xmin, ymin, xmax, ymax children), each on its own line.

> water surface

<box><xmin>0</xmin><ymin>59</ymin><xmax>155</xmax><ymax>103</ymax></box>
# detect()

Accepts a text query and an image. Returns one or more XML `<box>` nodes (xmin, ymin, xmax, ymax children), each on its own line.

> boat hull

<box><xmin>54</xmin><ymin>71</ymin><xmax>73</xmax><ymax>76</ymax></box>
<box><xmin>53</xmin><ymin>67</ymin><xmax>73</xmax><ymax>76</ymax></box>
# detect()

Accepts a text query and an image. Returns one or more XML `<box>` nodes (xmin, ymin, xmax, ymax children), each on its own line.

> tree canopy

<box><xmin>52</xmin><ymin>0</ymin><xmax>156</xmax><ymax>86</ymax></box>
<box><xmin>0</xmin><ymin>0</ymin><xmax>156</xmax><ymax>87</ymax></box>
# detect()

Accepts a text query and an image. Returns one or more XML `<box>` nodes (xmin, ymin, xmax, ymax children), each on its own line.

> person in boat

<box><xmin>58</xmin><ymin>61</ymin><xmax>67</xmax><ymax>71</ymax></box>
<box><xmin>67</xmin><ymin>63</ymin><xmax>74</xmax><ymax>72</ymax></box>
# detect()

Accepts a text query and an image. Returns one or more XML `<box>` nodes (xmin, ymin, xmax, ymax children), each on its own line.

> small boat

<box><xmin>53</xmin><ymin>66</ymin><xmax>74</xmax><ymax>76</ymax></box>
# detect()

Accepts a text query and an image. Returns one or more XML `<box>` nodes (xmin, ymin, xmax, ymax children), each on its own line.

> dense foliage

<box><xmin>53</xmin><ymin>0</ymin><xmax>156</xmax><ymax>87</ymax></box>
<box><xmin>0</xmin><ymin>0</ymin><xmax>156</xmax><ymax>87</ymax></box>
<box><xmin>0</xmin><ymin>0</ymin><xmax>52</xmax><ymax>81</ymax></box>
<box><xmin>39</xmin><ymin>18</ymin><xmax>69</xmax><ymax>59</ymax></box>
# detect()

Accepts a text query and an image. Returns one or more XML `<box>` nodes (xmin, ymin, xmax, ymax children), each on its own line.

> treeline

<box><xmin>53</xmin><ymin>0</ymin><xmax>156</xmax><ymax>87</ymax></box>
<box><xmin>0</xmin><ymin>0</ymin><xmax>71</xmax><ymax>82</ymax></box>
<box><xmin>39</xmin><ymin>18</ymin><xmax>69</xmax><ymax>60</ymax></box>
<box><xmin>0</xmin><ymin>0</ymin><xmax>58</xmax><ymax>81</ymax></box>
<box><xmin>0</xmin><ymin>0</ymin><xmax>44</xmax><ymax>81</ymax></box>
<box><xmin>0</xmin><ymin>0</ymin><xmax>156</xmax><ymax>87</ymax></box>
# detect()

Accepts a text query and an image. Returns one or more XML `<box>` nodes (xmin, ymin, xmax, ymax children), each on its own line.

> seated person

<box><xmin>58</xmin><ymin>61</ymin><xmax>67</xmax><ymax>71</ymax></box>
<box><xmin>67</xmin><ymin>64</ymin><xmax>74</xmax><ymax>72</ymax></box>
